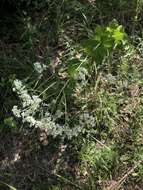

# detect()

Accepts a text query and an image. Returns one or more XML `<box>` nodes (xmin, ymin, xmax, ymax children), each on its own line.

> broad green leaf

<box><xmin>112</xmin><ymin>30</ymin><xmax>124</xmax><ymax>43</ymax></box>
<box><xmin>4</xmin><ymin>117</ymin><xmax>17</xmax><ymax>128</ymax></box>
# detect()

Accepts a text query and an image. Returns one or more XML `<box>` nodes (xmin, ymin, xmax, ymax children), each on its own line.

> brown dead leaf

<box><xmin>128</xmin><ymin>84</ymin><xmax>140</xmax><ymax>97</ymax></box>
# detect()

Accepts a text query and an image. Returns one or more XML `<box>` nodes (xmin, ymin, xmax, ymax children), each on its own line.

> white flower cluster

<box><xmin>103</xmin><ymin>74</ymin><xmax>116</xmax><ymax>84</ymax></box>
<box><xmin>74</xmin><ymin>67</ymin><xmax>88</xmax><ymax>87</ymax></box>
<box><xmin>12</xmin><ymin>79</ymin><xmax>96</xmax><ymax>139</ymax></box>
<box><xmin>79</xmin><ymin>112</ymin><xmax>95</xmax><ymax>128</ymax></box>
<box><xmin>12</xmin><ymin>79</ymin><xmax>42</xmax><ymax>127</ymax></box>
<box><xmin>33</xmin><ymin>62</ymin><xmax>47</xmax><ymax>78</ymax></box>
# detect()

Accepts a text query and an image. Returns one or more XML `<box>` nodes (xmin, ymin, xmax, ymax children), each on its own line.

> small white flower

<box><xmin>13</xmin><ymin>79</ymin><xmax>23</xmax><ymax>91</ymax></box>
<box><xmin>33</xmin><ymin>62</ymin><xmax>47</xmax><ymax>74</ymax></box>
<box><xmin>12</xmin><ymin>106</ymin><xmax>21</xmax><ymax>117</ymax></box>
<box><xmin>25</xmin><ymin>116</ymin><xmax>36</xmax><ymax>126</ymax></box>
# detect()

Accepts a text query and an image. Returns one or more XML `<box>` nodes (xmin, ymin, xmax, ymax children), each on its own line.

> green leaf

<box><xmin>4</xmin><ymin>117</ymin><xmax>17</xmax><ymax>128</ymax></box>
<box><xmin>67</xmin><ymin>58</ymin><xmax>81</xmax><ymax>77</ymax></box>
<box><xmin>112</xmin><ymin>30</ymin><xmax>124</xmax><ymax>43</ymax></box>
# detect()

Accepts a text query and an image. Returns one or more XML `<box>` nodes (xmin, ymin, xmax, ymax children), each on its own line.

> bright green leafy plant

<box><xmin>82</xmin><ymin>20</ymin><xmax>127</xmax><ymax>64</ymax></box>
